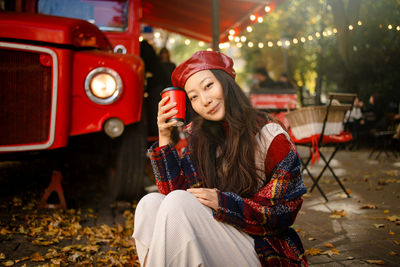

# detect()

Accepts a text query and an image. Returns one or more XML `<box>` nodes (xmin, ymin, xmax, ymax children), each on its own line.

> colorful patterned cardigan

<box><xmin>147</xmin><ymin>121</ymin><xmax>308</xmax><ymax>266</ymax></box>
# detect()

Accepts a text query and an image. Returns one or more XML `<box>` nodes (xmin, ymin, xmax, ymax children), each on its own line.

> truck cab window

<box><xmin>38</xmin><ymin>0</ymin><xmax>128</xmax><ymax>32</ymax></box>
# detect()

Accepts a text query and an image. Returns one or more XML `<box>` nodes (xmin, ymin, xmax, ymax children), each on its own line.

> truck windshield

<box><xmin>38</xmin><ymin>0</ymin><xmax>129</xmax><ymax>32</ymax></box>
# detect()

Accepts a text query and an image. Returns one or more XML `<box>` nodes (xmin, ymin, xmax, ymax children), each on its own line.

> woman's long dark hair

<box><xmin>189</xmin><ymin>69</ymin><xmax>269</xmax><ymax>198</ymax></box>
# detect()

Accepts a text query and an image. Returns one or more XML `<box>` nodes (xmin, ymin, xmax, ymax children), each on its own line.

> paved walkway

<box><xmin>295</xmin><ymin>147</ymin><xmax>400</xmax><ymax>266</ymax></box>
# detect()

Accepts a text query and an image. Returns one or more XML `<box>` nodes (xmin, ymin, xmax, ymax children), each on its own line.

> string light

<box><xmin>228</xmin><ymin>35</ymin><xmax>234</xmax><ymax>41</ymax></box>
<box><xmin>229</xmin><ymin>29</ymin><xmax>236</xmax><ymax>35</ymax></box>
<box><xmin>248</xmin><ymin>41</ymin><xmax>254</xmax><ymax>47</ymax></box>
<box><xmin>236</xmin><ymin>43</ymin><xmax>243</xmax><ymax>48</ymax></box>
<box><xmin>300</xmin><ymin>37</ymin><xmax>306</xmax><ymax>43</ymax></box>
<box><xmin>267</xmin><ymin>41</ymin><xmax>274</xmax><ymax>47</ymax></box>
<box><xmin>240</xmin><ymin>36</ymin><xmax>247</xmax><ymax>42</ymax></box>
<box><xmin>358</xmin><ymin>20</ymin><xmax>362</xmax><ymax>26</ymax></box>
<box><xmin>154</xmin><ymin>32</ymin><xmax>161</xmax><ymax>38</ymax></box>
<box><xmin>348</xmin><ymin>25</ymin><xmax>354</xmax><ymax>30</ymax></box>
<box><xmin>257</xmin><ymin>17</ymin><xmax>263</xmax><ymax>23</ymax></box>
<box><xmin>234</xmin><ymin>36</ymin><xmax>240</xmax><ymax>42</ymax></box>
<box><xmin>397</xmin><ymin>26</ymin><xmax>400</xmax><ymax>31</ymax></box>
<box><xmin>315</xmin><ymin>32</ymin><xmax>321</xmax><ymax>38</ymax></box>
<box><xmin>265</xmin><ymin>5</ymin><xmax>271</xmax><ymax>13</ymax></box>
<box><xmin>247</xmin><ymin>26</ymin><xmax>253</xmax><ymax>32</ymax></box>
<box><xmin>284</xmin><ymin>40</ymin><xmax>291</xmax><ymax>47</ymax></box>
<box><xmin>388</xmin><ymin>24</ymin><xmax>393</xmax><ymax>30</ymax></box>
<box><xmin>250</xmin><ymin>14</ymin><xmax>256</xmax><ymax>21</ymax></box>
<box><xmin>277</xmin><ymin>40</ymin><xmax>282</xmax><ymax>46</ymax></box>
<box><xmin>184</xmin><ymin>39</ymin><xmax>191</xmax><ymax>45</ymax></box>
<box><xmin>198</xmin><ymin>41</ymin><xmax>205</xmax><ymax>47</ymax></box>
<box><xmin>308</xmin><ymin>35</ymin><xmax>313</xmax><ymax>40</ymax></box>
<box><xmin>333</xmin><ymin>28</ymin><xmax>338</xmax><ymax>33</ymax></box>
<box><xmin>258</xmin><ymin>42</ymin><xmax>264</xmax><ymax>48</ymax></box>
<box><xmin>169</xmin><ymin>38</ymin><xmax>175</xmax><ymax>44</ymax></box>
<box><xmin>293</xmin><ymin>38</ymin><xmax>299</xmax><ymax>44</ymax></box>
<box><xmin>139</xmin><ymin>36</ymin><xmax>143</xmax><ymax>42</ymax></box>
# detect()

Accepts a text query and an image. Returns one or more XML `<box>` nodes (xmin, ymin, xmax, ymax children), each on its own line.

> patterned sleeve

<box><xmin>147</xmin><ymin>141</ymin><xmax>203</xmax><ymax>195</ymax></box>
<box><xmin>213</xmin><ymin>125</ymin><xmax>307</xmax><ymax>236</ymax></box>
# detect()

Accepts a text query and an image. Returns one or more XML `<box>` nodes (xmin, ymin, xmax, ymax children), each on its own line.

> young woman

<box><xmin>133</xmin><ymin>51</ymin><xmax>308</xmax><ymax>266</ymax></box>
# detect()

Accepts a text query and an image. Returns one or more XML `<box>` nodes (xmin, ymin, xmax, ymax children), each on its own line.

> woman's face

<box><xmin>185</xmin><ymin>70</ymin><xmax>225</xmax><ymax>121</ymax></box>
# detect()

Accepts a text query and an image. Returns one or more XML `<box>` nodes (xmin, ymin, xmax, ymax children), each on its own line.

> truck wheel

<box><xmin>109</xmin><ymin>121</ymin><xmax>147</xmax><ymax>201</ymax></box>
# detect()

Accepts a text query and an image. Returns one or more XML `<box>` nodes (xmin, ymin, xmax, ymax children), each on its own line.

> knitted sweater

<box><xmin>147</xmin><ymin>121</ymin><xmax>308</xmax><ymax>266</ymax></box>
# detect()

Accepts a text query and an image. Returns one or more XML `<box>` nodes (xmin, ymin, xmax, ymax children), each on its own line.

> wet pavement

<box><xmin>296</xmin><ymin>147</ymin><xmax>400</xmax><ymax>266</ymax></box>
<box><xmin>0</xmin><ymin>147</ymin><xmax>399</xmax><ymax>266</ymax></box>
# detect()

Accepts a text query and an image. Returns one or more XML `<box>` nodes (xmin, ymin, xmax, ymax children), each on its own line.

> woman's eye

<box><xmin>190</xmin><ymin>95</ymin><xmax>198</xmax><ymax>101</ymax></box>
<box><xmin>206</xmin><ymin>82</ymin><xmax>213</xmax><ymax>88</ymax></box>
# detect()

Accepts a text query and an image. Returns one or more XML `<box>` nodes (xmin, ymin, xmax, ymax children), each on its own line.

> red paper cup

<box><xmin>160</xmin><ymin>87</ymin><xmax>186</xmax><ymax>127</ymax></box>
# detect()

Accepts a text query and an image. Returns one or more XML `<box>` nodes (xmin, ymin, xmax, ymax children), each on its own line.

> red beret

<box><xmin>171</xmin><ymin>51</ymin><xmax>236</xmax><ymax>89</ymax></box>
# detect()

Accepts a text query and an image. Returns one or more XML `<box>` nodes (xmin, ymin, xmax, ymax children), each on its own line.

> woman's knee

<box><xmin>135</xmin><ymin>192</ymin><xmax>165</xmax><ymax>216</ymax></box>
<box><xmin>160</xmin><ymin>190</ymin><xmax>200</xmax><ymax>214</ymax></box>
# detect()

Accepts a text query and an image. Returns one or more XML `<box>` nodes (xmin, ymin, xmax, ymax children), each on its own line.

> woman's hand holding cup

<box><xmin>157</xmin><ymin>96</ymin><xmax>178</xmax><ymax>146</ymax></box>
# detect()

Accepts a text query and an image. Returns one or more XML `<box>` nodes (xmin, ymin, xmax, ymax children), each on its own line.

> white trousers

<box><xmin>133</xmin><ymin>190</ymin><xmax>261</xmax><ymax>267</ymax></box>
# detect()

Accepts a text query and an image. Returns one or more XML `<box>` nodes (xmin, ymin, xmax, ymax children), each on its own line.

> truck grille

<box><xmin>0</xmin><ymin>48</ymin><xmax>52</xmax><ymax>146</ymax></box>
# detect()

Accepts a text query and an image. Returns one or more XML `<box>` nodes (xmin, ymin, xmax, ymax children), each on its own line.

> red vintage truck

<box><xmin>0</xmin><ymin>0</ymin><xmax>282</xmax><ymax>200</ymax></box>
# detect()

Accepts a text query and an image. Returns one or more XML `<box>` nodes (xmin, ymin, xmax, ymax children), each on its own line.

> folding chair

<box><xmin>287</xmin><ymin>93</ymin><xmax>356</xmax><ymax>201</ymax></box>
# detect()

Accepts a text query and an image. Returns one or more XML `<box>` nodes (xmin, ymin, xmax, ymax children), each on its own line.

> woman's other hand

<box><xmin>158</xmin><ymin>96</ymin><xmax>178</xmax><ymax>146</ymax></box>
<box><xmin>187</xmin><ymin>188</ymin><xmax>218</xmax><ymax>211</ymax></box>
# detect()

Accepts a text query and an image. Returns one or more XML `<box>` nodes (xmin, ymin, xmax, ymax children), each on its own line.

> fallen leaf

<box><xmin>346</xmin><ymin>256</ymin><xmax>355</xmax><ymax>260</ymax></box>
<box><xmin>393</xmin><ymin>240</ymin><xmax>400</xmax><ymax>245</ymax></box>
<box><xmin>305</xmin><ymin>248</ymin><xmax>323</xmax><ymax>256</ymax></box>
<box><xmin>330</xmin><ymin>209</ymin><xmax>346</xmax><ymax>218</ymax></box>
<box><xmin>322</xmin><ymin>248</ymin><xmax>340</xmax><ymax>256</ymax></box>
<box><xmin>383</xmin><ymin>209</ymin><xmax>389</xmax><ymax>214</ymax></box>
<box><xmin>386</xmin><ymin>215</ymin><xmax>400</xmax><ymax>222</ymax></box>
<box><xmin>2</xmin><ymin>260</ymin><xmax>14</xmax><ymax>266</ymax></box>
<box><xmin>0</xmin><ymin>253</ymin><xmax>5</xmax><ymax>260</ymax></box>
<box><xmin>324</xmin><ymin>243</ymin><xmax>334</xmax><ymax>248</ymax></box>
<box><xmin>360</xmin><ymin>204</ymin><xmax>378</xmax><ymax>209</ymax></box>
<box><xmin>373</xmin><ymin>224</ymin><xmax>385</xmax><ymax>228</ymax></box>
<box><xmin>365</xmin><ymin>259</ymin><xmax>384</xmax><ymax>265</ymax></box>
<box><xmin>30</xmin><ymin>252</ymin><xmax>45</xmax><ymax>262</ymax></box>
<box><xmin>308</xmin><ymin>237</ymin><xmax>316</xmax><ymax>241</ymax></box>
<box><xmin>389</xmin><ymin>230</ymin><xmax>395</xmax><ymax>235</ymax></box>
<box><xmin>389</xmin><ymin>251</ymin><xmax>397</xmax><ymax>256</ymax></box>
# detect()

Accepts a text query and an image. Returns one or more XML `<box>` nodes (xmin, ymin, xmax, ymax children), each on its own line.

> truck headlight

<box><xmin>85</xmin><ymin>67</ymin><xmax>122</xmax><ymax>105</ymax></box>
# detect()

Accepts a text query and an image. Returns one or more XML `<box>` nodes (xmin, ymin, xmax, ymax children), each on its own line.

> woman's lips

<box><xmin>208</xmin><ymin>103</ymin><xmax>220</xmax><ymax>114</ymax></box>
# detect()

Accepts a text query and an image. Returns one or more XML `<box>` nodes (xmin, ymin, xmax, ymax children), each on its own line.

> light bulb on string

<box><xmin>250</xmin><ymin>14</ymin><xmax>256</xmax><ymax>21</ymax></box>
<box><xmin>358</xmin><ymin>20</ymin><xmax>362</xmax><ymax>26</ymax></box>
<box><xmin>293</xmin><ymin>38</ymin><xmax>298</xmax><ymax>44</ymax></box>
<box><xmin>348</xmin><ymin>25</ymin><xmax>354</xmax><ymax>30</ymax></box>
<box><xmin>229</xmin><ymin>29</ymin><xmax>235</xmax><ymax>35</ymax></box>
<box><xmin>234</xmin><ymin>36</ymin><xmax>240</xmax><ymax>42</ymax></box>
<box><xmin>247</xmin><ymin>26</ymin><xmax>253</xmax><ymax>32</ymax></box>
<box><xmin>388</xmin><ymin>25</ymin><xmax>393</xmax><ymax>30</ymax></box>
<box><xmin>240</xmin><ymin>36</ymin><xmax>247</xmax><ymax>42</ymax></box>
<box><xmin>228</xmin><ymin>35</ymin><xmax>234</xmax><ymax>41</ymax></box>
<box><xmin>277</xmin><ymin>40</ymin><xmax>282</xmax><ymax>46</ymax></box>
<box><xmin>236</xmin><ymin>43</ymin><xmax>243</xmax><ymax>48</ymax></box>
<box><xmin>257</xmin><ymin>17</ymin><xmax>263</xmax><ymax>23</ymax></box>
<box><xmin>300</xmin><ymin>37</ymin><xmax>306</xmax><ymax>43</ymax></box>
<box><xmin>267</xmin><ymin>41</ymin><xmax>273</xmax><ymax>47</ymax></box>
<box><xmin>258</xmin><ymin>42</ymin><xmax>264</xmax><ymax>48</ymax></box>
<box><xmin>265</xmin><ymin>5</ymin><xmax>271</xmax><ymax>13</ymax></box>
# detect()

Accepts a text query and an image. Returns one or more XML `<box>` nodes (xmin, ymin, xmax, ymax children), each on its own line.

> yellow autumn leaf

<box><xmin>389</xmin><ymin>251</ymin><xmax>397</xmax><ymax>255</ymax></box>
<box><xmin>2</xmin><ymin>260</ymin><xmax>14</xmax><ymax>266</ymax></box>
<box><xmin>30</xmin><ymin>252</ymin><xmax>45</xmax><ymax>262</ymax></box>
<box><xmin>383</xmin><ymin>209</ymin><xmax>389</xmax><ymax>214</ymax></box>
<box><xmin>0</xmin><ymin>253</ymin><xmax>5</xmax><ymax>260</ymax></box>
<box><xmin>373</xmin><ymin>224</ymin><xmax>385</xmax><ymax>228</ymax></box>
<box><xmin>389</xmin><ymin>230</ymin><xmax>395</xmax><ymax>235</ymax></box>
<box><xmin>365</xmin><ymin>259</ymin><xmax>384</xmax><ymax>265</ymax></box>
<box><xmin>330</xmin><ymin>209</ymin><xmax>346</xmax><ymax>218</ymax></box>
<box><xmin>393</xmin><ymin>239</ymin><xmax>400</xmax><ymax>245</ymax></box>
<box><xmin>359</xmin><ymin>204</ymin><xmax>378</xmax><ymax>209</ymax></box>
<box><xmin>305</xmin><ymin>247</ymin><xmax>323</xmax><ymax>256</ymax></box>
<box><xmin>324</xmin><ymin>243</ymin><xmax>334</xmax><ymax>248</ymax></box>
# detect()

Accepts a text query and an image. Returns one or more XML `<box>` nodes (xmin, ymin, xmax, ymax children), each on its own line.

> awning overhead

<box><xmin>140</xmin><ymin>0</ymin><xmax>284</xmax><ymax>43</ymax></box>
